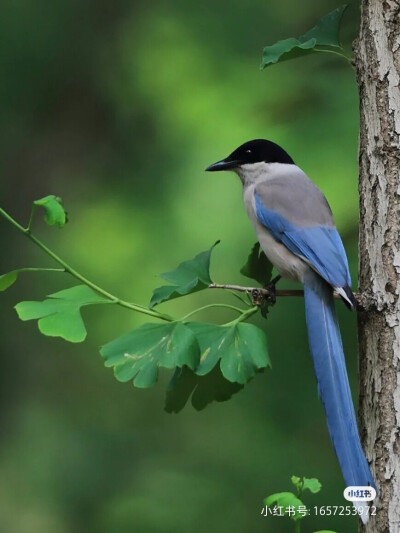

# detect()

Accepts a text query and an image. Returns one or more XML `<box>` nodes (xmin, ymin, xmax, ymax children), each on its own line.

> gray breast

<box><xmin>255</xmin><ymin>173</ymin><xmax>335</xmax><ymax>228</ymax></box>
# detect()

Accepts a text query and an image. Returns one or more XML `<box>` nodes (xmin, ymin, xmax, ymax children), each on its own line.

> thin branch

<box><xmin>312</xmin><ymin>47</ymin><xmax>352</xmax><ymax>63</ymax></box>
<box><xmin>18</xmin><ymin>267</ymin><xmax>66</xmax><ymax>273</ymax></box>
<box><xmin>208</xmin><ymin>283</ymin><xmax>304</xmax><ymax>298</ymax></box>
<box><xmin>179</xmin><ymin>302</ymin><xmax>245</xmax><ymax>321</ymax></box>
<box><xmin>0</xmin><ymin>207</ymin><xmax>173</xmax><ymax>322</ymax></box>
<box><xmin>208</xmin><ymin>282</ymin><xmax>363</xmax><ymax>304</ymax></box>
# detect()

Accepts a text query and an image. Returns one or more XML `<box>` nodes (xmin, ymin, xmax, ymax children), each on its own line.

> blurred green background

<box><xmin>1</xmin><ymin>1</ymin><xmax>362</xmax><ymax>531</ymax></box>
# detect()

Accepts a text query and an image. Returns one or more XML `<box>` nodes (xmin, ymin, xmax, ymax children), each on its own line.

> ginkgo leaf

<box><xmin>15</xmin><ymin>285</ymin><xmax>108</xmax><ymax>342</ymax></box>
<box><xmin>264</xmin><ymin>492</ymin><xmax>306</xmax><ymax>521</ymax></box>
<box><xmin>261</xmin><ymin>37</ymin><xmax>317</xmax><ymax>68</ymax></box>
<box><xmin>240</xmin><ymin>242</ymin><xmax>273</xmax><ymax>287</ymax></box>
<box><xmin>291</xmin><ymin>475</ymin><xmax>322</xmax><ymax>494</ymax></box>
<box><xmin>261</xmin><ymin>5</ymin><xmax>348</xmax><ymax>69</ymax></box>
<box><xmin>301</xmin><ymin>477</ymin><xmax>322</xmax><ymax>494</ymax></box>
<box><xmin>164</xmin><ymin>365</ymin><xmax>244</xmax><ymax>413</ymax></box>
<box><xmin>301</xmin><ymin>5</ymin><xmax>347</xmax><ymax>46</ymax></box>
<box><xmin>34</xmin><ymin>195</ymin><xmax>67</xmax><ymax>227</ymax></box>
<box><xmin>150</xmin><ymin>241</ymin><xmax>219</xmax><ymax>308</ymax></box>
<box><xmin>0</xmin><ymin>271</ymin><xmax>18</xmax><ymax>291</ymax></box>
<box><xmin>187</xmin><ymin>321</ymin><xmax>270</xmax><ymax>384</ymax></box>
<box><xmin>101</xmin><ymin>322</ymin><xmax>200</xmax><ymax>388</ymax></box>
<box><xmin>0</xmin><ymin>267</ymin><xmax>65</xmax><ymax>292</ymax></box>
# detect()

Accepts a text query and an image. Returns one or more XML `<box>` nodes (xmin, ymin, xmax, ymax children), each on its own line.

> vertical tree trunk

<box><xmin>355</xmin><ymin>1</ymin><xmax>400</xmax><ymax>531</ymax></box>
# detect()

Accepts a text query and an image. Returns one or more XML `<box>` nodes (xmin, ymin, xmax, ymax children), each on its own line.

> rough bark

<box><xmin>355</xmin><ymin>0</ymin><xmax>400</xmax><ymax>531</ymax></box>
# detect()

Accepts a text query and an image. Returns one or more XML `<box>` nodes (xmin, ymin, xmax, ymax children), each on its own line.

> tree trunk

<box><xmin>355</xmin><ymin>0</ymin><xmax>400</xmax><ymax>531</ymax></box>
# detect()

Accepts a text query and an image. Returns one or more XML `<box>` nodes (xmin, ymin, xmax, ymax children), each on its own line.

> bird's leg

<box><xmin>267</xmin><ymin>274</ymin><xmax>282</xmax><ymax>287</ymax></box>
<box><xmin>264</xmin><ymin>274</ymin><xmax>282</xmax><ymax>305</ymax></box>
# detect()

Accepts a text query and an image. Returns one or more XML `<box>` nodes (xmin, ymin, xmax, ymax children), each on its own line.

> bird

<box><xmin>206</xmin><ymin>139</ymin><xmax>376</xmax><ymax>523</ymax></box>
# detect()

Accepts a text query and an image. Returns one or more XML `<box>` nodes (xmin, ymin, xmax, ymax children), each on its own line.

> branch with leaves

<box><xmin>0</xmin><ymin>196</ymin><xmax>278</xmax><ymax>412</ymax></box>
<box><xmin>263</xmin><ymin>475</ymin><xmax>339</xmax><ymax>533</ymax></box>
<box><xmin>260</xmin><ymin>5</ymin><xmax>350</xmax><ymax>69</ymax></box>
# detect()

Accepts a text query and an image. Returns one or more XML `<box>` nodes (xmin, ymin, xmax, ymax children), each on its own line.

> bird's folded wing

<box><xmin>254</xmin><ymin>191</ymin><xmax>351</xmax><ymax>288</ymax></box>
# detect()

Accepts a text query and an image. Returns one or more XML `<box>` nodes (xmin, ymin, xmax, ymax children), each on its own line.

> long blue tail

<box><xmin>304</xmin><ymin>278</ymin><xmax>376</xmax><ymax>495</ymax></box>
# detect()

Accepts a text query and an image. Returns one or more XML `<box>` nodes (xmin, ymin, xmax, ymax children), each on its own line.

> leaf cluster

<box><xmin>265</xmin><ymin>476</ymin><xmax>322</xmax><ymax>522</ymax></box>
<box><xmin>1</xmin><ymin>196</ymin><xmax>274</xmax><ymax>412</ymax></box>
<box><xmin>265</xmin><ymin>476</ymin><xmax>338</xmax><ymax>532</ymax></box>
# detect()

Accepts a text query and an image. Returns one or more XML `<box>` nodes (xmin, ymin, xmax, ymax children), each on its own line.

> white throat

<box><xmin>235</xmin><ymin>162</ymin><xmax>302</xmax><ymax>187</ymax></box>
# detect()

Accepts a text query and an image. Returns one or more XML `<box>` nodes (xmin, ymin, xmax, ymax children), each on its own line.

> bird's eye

<box><xmin>246</xmin><ymin>149</ymin><xmax>252</xmax><ymax>154</ymax></box>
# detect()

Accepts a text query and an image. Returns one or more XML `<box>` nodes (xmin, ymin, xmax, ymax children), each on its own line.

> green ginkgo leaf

<box><xmin>101</xmin><ymin>322</ymin><xmax>200</xmax><ymax>388</ymax></box>
<box><xmin>0</xmin><ymin>267</ymin><xmax>64</xmax><ymax>292</ymax></box>
<box><xmin>264</xmin><ymin>492</ymin><xmax>306</xmax><ymax>521</ymax></box>
<box><xmin>34</xmin><ymin>195</ymin><xmax>67</xmax><ymax>227</ymax></box>
<box><xmin>150</xmin><ymin>241</ymin><xmax>219</xmax><ymax>308</ymax></box>
<box><xmin>302</xmin><ymin>477</ymin><xmax>322</xmax><ymax>494</ymax></box>
<box><xmin>291</xmin><ymin>475</ymin><xmax>322</xmax><ymax>494</ymax></box>
<box><xmin>164</xmin><ymin>365</ymin><xmax>244</xmax><ymax>413</ymax></box>
<box><xmin>0</xmin><ymin>271</ymin><xmax>18</xmax><ymax>291</ymax></box>
<box><xmin>187</xmin><ymin>321</ymin><xmax>270</xmax><ymax>384</ymax></box>
<box><xmin>261</xmin><ymin>37</ymin><xmax>317</xmax><ymax>68</ymax></box>
<box><xmin>15</xmin><ymin>285</ymin><xmax>108</xmax><ymax>342</ymax></box>
<box><xmin>301</xmin><ymin>4</ymin><xmax>347</xmax><ymax>46</ymax></box>
<box><xmin>261</xmin><ymin>5</ymin><xmax>348</xmax><ymax>69</ymax></box>
<box><xmin>240</xmin><ymin>242</ymin><xmax>273</xmax><ymax>287</ymax></box>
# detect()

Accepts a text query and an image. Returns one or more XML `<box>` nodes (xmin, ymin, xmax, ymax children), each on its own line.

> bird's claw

<box><xmin>264</xmin><ymin>283</ymin><xmax>277</xmax><ymax>305</ymax></box>
<box><xmin>250</xmin><ymin>275</ymin><xmax>281</xmax><ymax>308</ymax></box>
<box><xmin>250</xmin><ymin>288</ymin><xmax>276</xmax><ymax>307</ymax></box>
<box><xmin>251</xmin><ymin>289</ymin><xmax>264</xmax><ymax>306</ymax></box>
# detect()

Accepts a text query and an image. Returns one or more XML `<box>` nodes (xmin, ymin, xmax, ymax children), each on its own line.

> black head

<box><xmin>205</xmin><ymin>139</ymin><xmax>295</xmax><ymax>172</ymax></box>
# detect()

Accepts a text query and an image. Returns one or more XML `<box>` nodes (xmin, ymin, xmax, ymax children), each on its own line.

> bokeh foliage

<box><xmin>0</xmin><ymin>1</ymin><xmax>361</xmax><ymax>532</ymax></box>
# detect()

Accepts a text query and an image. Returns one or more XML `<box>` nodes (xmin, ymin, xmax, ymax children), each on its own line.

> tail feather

<box><xmin>304</xmin><ymin>277</ymin><xmax>376</xmax><ymax>523</ymax></box>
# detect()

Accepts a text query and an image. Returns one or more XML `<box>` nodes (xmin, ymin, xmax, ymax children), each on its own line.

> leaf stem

<box><xmin>229</xmin><ymin>290</ymin><xmax>252</xmax><ymax>307</ymax></box>
<box><xmin>238</xmin><ymin>306</ymin><xmax>259</xmax><ymax>323</ymax></box>
<box><xmin>294</xmin><ymin>520</ymin><xmax>300</xmax><ymax>533</ymax></box>
<box><xmin>179</xmin><ymin>303</ymin><xmax>245</xmax><ymax>321</ymax></box>
<box><xmin>226</xmin><ymin>305</ymin><xmax>259</xmax><ymax>325</ymax></box>
<box><xmin>18</xmin><ymin>267</ymin><xmax>66</xmax><ymax>273</ymax></box>
<box><xmin>0</xmin><ymin>207</ymin><xmax>173</xmax><ymax>322</ymax></box>
<box><xmin>27</xmin><ymin>204</ymin><xmax>38</xmax><ymax>232</ymax></box>
<box><xmin>312</xmin><ymin>47</ymin><xmax>351</xmax><ymax>63</ymax></box>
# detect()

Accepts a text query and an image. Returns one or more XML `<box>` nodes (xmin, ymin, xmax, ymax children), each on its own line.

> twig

<box><xmin>208</xmin><ymin>283</ymin><xmax>304</xmax><ymax>298</ymax></box>
<box><xmin>208</xmin><ymin>283</ymin><xmax>361</xmax><ymax>302</ymax></box>
<box><xmin>0</xmin><ymin>207</ymin><xmax>173</xmax><ymax>322</ymax></box>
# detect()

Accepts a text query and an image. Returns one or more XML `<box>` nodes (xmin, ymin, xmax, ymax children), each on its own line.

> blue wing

<box><xmin>254</xmin><ymin>192</ymin><xmax>351</xmax><ymax>288</ymax></box>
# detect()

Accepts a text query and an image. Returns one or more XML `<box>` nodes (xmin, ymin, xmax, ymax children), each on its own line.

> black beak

<box><xmin>205</xmin><ymin>158</ymin><xmax>242</xmax><ymax>172</ymax></box>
